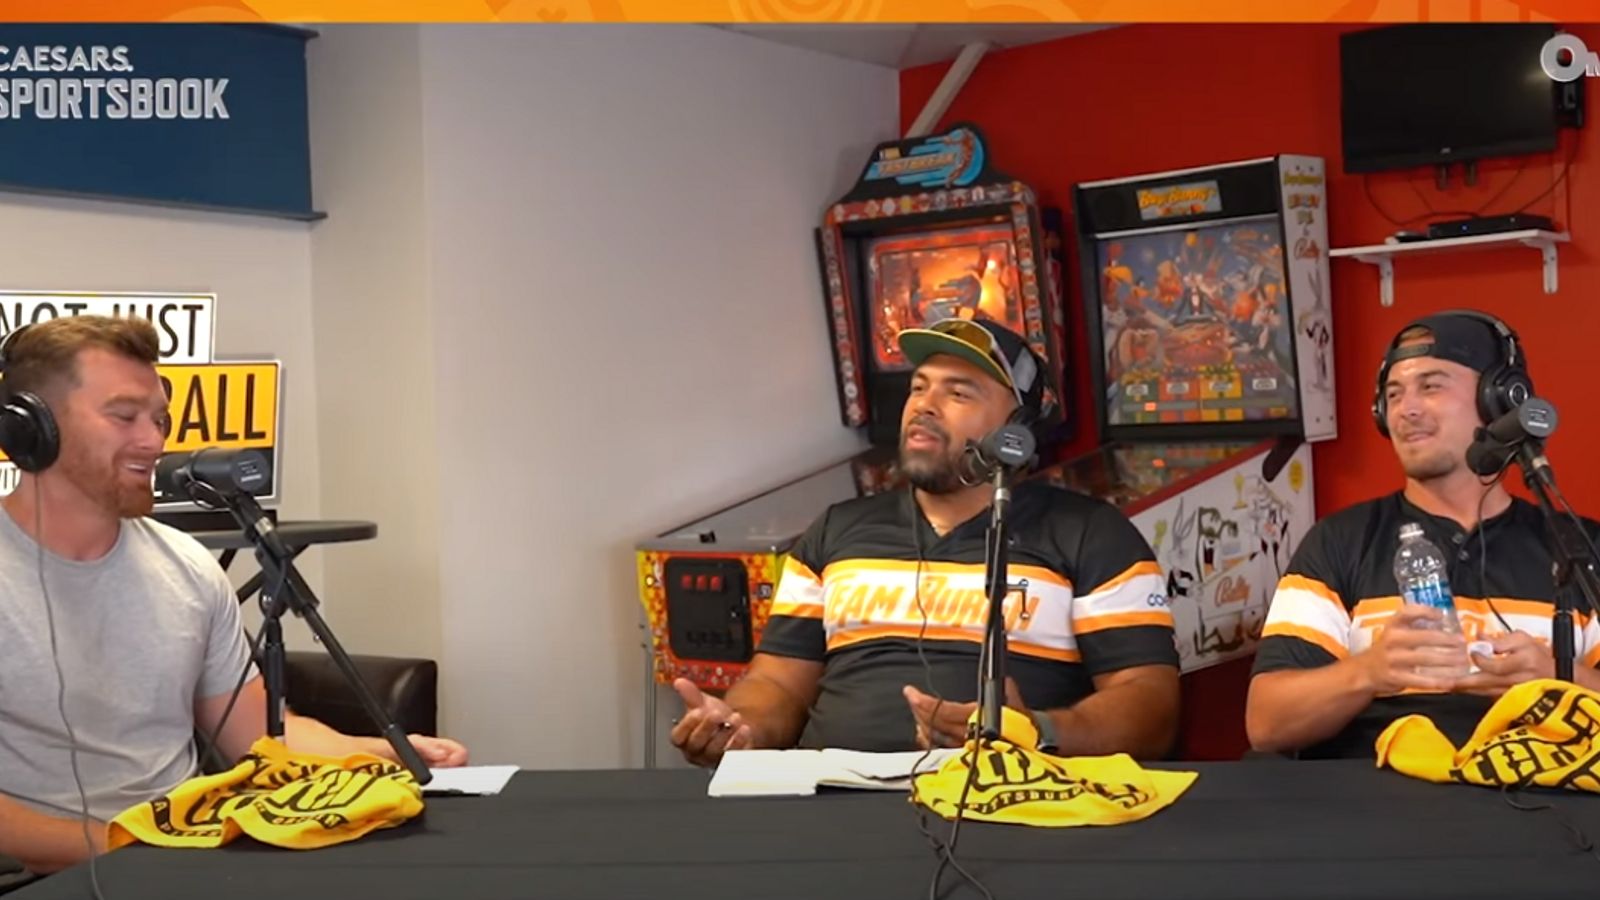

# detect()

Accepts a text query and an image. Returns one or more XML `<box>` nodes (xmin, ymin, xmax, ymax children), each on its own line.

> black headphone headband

<box><xmin>1441</xmin><ymin>309</ymin><xmax>1521</xmax><ymax>369</ymax></box>
<box><xmin>0</xmin><ymin>323</ymin><xmax>30</xmax><ymax>374</ymax></box>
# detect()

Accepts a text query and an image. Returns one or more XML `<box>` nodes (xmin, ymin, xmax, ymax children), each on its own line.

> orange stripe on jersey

<box><xmin>1351</xmin><ymin>596</ymin><xmax>1402</xmax><ymax>619</ymax></box>
<box><xmin>820</xmin><ymin>558</ymin><xmax>1070</xmax><ymax>590</ymax></box>
<box><xmin>782</xmin><ymin>555</ymin><xmax>821</xmax><ymax>586</ymax></box>
<box><xmin>769</xmin><ymin>601</ymin><xmax>823</xmax><ymax>619</ymax></box>
<box><xmin>1088</xmin><ymin>560</ymin><xmax>1162</xmax><ymax>596</ymax></box>
<box><xmin>826</xmin><ymin>623</ymin><xmax>1082</xmax><ymax>662</ymax></box>
<box><xmin>1074</xmin><ymin>610</ymin><xmax>1175</xmax><ymax>634</ymax></box>
<box><xmin>1352</xmin><ymin>595</ymin><xmax>1583</xmax><ymax>627</ymax></box>
<box><xmin>1452</xmin><ymin>596</ymin><xmax>1591</xmax><ymax>626</ymax></box>
<box><xmin>1584</xmin><ymin>643</ymin><xmax>1600</xmax><ymax>670</ymax></box>
<box><xmin>1261</xmin><ymin>622</ymin><xmax>1349</xmax><ymax>659</ymax></box>
<box><xmin>1277</xmin><ymin>574</ymin><xmax>1345</xmax><ymax>613</ymax></box>
<box><xmin>1002</xmin><ymin>641</ymin><xmax>1081</xmax><ymax>663</ymax></box>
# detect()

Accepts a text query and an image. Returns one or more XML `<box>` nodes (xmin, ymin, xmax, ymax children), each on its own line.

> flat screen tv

<box><xmin>1341</xmin><ymin>24</ymin><xmax>1561</xmax><ymax>173</ymax></box>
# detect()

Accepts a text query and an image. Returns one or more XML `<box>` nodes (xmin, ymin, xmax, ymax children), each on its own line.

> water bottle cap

<box><xmin>1398</xmin><ymin>522</ymin><xmax>1424</xmax><ymax>542</ymax></box>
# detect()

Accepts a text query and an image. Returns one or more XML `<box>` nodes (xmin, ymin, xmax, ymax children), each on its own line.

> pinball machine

<box><xmin>1042</xmin><ymin>155</ymin><xmax>1339</xmax><ymax>674</ymax></box>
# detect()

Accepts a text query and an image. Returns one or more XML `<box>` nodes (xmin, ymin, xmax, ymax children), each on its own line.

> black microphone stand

<box><xmin>1512</xmin><ymin>439</ymin><xmax>1600</xmax><ymax>684</ymax></box>
<box><xmin>977</xmin><ymin>464</ymin><xmax>1017</xmax><ymax>742</ymax></box>
<box><xmin>197</xmin><ymin>485</ymin><xmax>433</xmax><ymax>784</ymax></box>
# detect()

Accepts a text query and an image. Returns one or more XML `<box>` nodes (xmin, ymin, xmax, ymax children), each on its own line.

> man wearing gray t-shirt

<box><xmin>0</xmin><ymin>316</ymin><xmax>468</xmax><ymax>876</ymax></box>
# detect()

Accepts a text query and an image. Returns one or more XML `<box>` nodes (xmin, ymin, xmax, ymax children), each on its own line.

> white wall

<box><xmin>306</xmin><ymin>25</ymin><xmax>443</xmax><ymax>662</ymax></box>
<box><xmin>417</xmin><ymin>25</ymin><xmax>895</xmax><ymax>767</ymax></box>
<box><xmin>0</xmin><ymin>193</ymin><xmax>324</xmax><ymax>641</ymax></box>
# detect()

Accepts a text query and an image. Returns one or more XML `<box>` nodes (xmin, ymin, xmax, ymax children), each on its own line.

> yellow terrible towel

<box><xmin>109</xmin><ymin>737</ymin><xmax>423</xmax><ymax>850</ymax></box>
<box><xmin>911</xmin><ymin>707</ymin><xmax>1197</xmax><ymax>827</ymax></box>
<box><xmin>1377</xmin><ymin>678</ymin><xmax>1600</xmax><ymax>792</ymax></box>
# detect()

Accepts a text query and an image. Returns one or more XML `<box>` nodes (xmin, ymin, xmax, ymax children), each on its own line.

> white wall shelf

<box><xmin>1329</xmin><ymin>229</ymin><xmax>1570</xmax><ymax>307</ymax></box>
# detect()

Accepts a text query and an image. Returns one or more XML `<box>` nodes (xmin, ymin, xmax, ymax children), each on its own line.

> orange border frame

<box><xmin>0</xmin><ymin>2</ymin><xmax>1585</xmax><ymax>24</ymax></box>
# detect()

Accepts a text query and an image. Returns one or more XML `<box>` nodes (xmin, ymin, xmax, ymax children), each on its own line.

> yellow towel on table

<box><xmin>108</xmin><ymin>737</ymin><xmax>423</xmax><ymax>850</ymax></box>
<box><xmin>911</xmin><ymin>707</ymin><xmax>1197</xmax><ymax>827</ymax></box>
<box><xmin>1377</xmin><ymin>678</ymin><xmax>1600</xmax><ymax>792</ymax></box>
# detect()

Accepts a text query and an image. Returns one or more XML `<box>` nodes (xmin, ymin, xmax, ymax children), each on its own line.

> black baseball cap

<box><xmin>896</xmin><ymin>316</ymin><xmax>1046</xmax><ymax>418</ymax></box>
<box><xmin>1382</xmin><ymin>310</ymin><xmax>1509</xmax><ymax>374</ymax></box>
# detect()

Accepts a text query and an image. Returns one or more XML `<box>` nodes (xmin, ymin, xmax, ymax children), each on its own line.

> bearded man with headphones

<box><xmin>671</xmin><ymin>316</ymin><xmax>1181</xmax><ymax>767</ymax></box>
<box><xmin>1246</xmin><ymin>310</ymin><xmax>1600</xmax><ymax>759</ymax></box>
<box><xmin>0</xmin><ymin>315</ymin><xmax>467</xmax><ymax>879</ymax></box>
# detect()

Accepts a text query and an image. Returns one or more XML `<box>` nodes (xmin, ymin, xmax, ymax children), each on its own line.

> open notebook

<box><xmin>708</xmin><ymin>748</ymin><xmax>962</xmax><ymax>797</ymax></box>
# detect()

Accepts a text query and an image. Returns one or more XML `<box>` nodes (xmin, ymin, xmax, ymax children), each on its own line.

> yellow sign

<box><xmin>158</xmin><ymin>363</ymin><xmax>279</xmax><ymax>452</ymax></box>
<box><xmin>0</xmin><ymin>361</ymin><xmax>279</xmax><ymax>461</ymax></box>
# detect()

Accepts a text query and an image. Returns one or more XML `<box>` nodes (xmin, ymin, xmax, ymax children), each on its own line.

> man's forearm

<box><xmin>284</xmin><ymin>712</ymin><xmax>385</xmax><ymax>759</ymax></box>
<box><xmin>1246</xmin><ymin>661</ymin><xmax>1373</xmax><ymax>753</ymax></box>
<box><xmin>1044</xmin><ymin>677</ymin><xmax>1178</xmax><ymax>759</ymax></box>
<box><xmin>725</xmin><ymin>673</ymin><xmax>811</xmax><ymax>749</ymax></box>
<box><xmin>0</xmin><ymin>795</ymin><xmax>102</xmax><ymax>875</ymax></box>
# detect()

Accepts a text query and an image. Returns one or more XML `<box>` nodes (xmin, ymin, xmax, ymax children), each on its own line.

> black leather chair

<box><xmin>194</xmin><ymin>651</ymin><xmax>439</xmax><ymax>773</ymax></box>
<box><xmin>282</xmin><ymin>650</ymin><xmax>439</xmax><ymax>738</ymax></box>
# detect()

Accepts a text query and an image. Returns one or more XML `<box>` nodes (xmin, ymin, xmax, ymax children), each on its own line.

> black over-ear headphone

<box><xmin>1006</xmin><ymin>395</ymin><xmax>1038</xmax><ymax>428</ymax></box>
<box><xmin>1007</xmin><ymin>346</ymin><xmax>1056</xmax><ymax>434</ymax></box>
<box><xmin>1372</xmin><ymin>309</ymin><xmax>1532</xmax><ymax>438</ymax></box>
<box><xmin>0</xmin><ymin>325</ymin><xmax>62</xmax><ymax>473</ymax></box>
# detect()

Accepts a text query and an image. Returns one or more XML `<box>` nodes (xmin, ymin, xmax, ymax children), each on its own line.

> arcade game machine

<box><xmin>815</xmin><ymin>123</ymin><xmax>1071</xmax><ymax>447</ymax></box>
<box><xmin>635</xmin><ymin>125</ymin><xmax>1071</xmax><ymax>764</ymax></box>
<box><xmin>1047</xmin><ymin>156</ymin><xmax>1338</xmax><ymax>694</ymax></box>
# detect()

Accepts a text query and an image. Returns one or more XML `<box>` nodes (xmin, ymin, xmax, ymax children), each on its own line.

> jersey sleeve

<box><xmin>1577</xmin><ymin>518</ymin><xmax>1600</xmax><ymax>671</ymax></box>
<box><xmin>1252</xmin><ymin>518</ymin><xmax>1354</xmax><ymax>675</ymax></box>
<box><xmin>1071</xmin><ymin>502</ymin><xmax>1180</xmax><ymax>676</ymax></box>
<box><xmin>755</xmin><ymin>508</ymin><xmax>830</xmax><ymax>662</ymax></box>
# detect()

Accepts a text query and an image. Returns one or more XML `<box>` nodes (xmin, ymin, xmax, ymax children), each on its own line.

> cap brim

<box><xmin>896</xmin><ymin>328</ymin><xmax>1015</xmax><ymax>391</ymax></box>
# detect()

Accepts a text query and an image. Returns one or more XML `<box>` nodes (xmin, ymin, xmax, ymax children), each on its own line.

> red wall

<box><xmin>901</xmin><ymin>24</ymin><xmax>1600</xmax><ymax>759</ymax></box>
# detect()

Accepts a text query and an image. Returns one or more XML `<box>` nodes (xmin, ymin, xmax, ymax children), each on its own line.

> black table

<box><xmin>16</xmin><ymin>760</ymin><xmax>1600</xmax><ymax>899</ymax></box>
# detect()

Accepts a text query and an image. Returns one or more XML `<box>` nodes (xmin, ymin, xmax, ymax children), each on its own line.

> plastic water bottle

<box><xmin>1392</xmin><ymin>522</ymin><xmax>1468</xmax><ymax>677</ymax></box>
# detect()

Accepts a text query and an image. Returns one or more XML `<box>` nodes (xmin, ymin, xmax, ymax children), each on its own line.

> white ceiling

<box><xmin>717</xmin><ymin>23</ymin><xmax>1116</xmax><ymax>70</ymax></box>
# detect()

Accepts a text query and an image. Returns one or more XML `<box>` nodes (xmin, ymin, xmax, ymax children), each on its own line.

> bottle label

<box><xmin>1403</xmin><ymin>578</ymin><xmax>1453</xmax><ymax>611</ymax></box>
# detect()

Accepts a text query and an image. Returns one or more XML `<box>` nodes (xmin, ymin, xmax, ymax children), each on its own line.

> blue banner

<box><xmin>0</xmin><ymin>24</ymin><xmax>320</xmax><ymax>220</ymax></box>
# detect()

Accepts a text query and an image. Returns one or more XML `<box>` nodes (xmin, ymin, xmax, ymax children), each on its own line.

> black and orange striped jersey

<box><xmin>1253</xmin><ymin>491</ymin><xmax>1600</xmax><ymax>759</ymax></box>
<box><xmin>757</xmin><ymin>484</ymin><xmax>1179</xmax><ymax>752</ymax></box>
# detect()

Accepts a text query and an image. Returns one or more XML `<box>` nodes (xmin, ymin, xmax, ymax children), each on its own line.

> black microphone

<box><xmin>156</xmin><ymin>448</ymin><xmax>272</xmax><ymax>500</ymax></box>
<box><xmin>158</xmin><ymin>448</ymin><xmax>287</xmax><ymax>561</ymax></box>
<box><xmin>1466</xmin><ymin>397</ymin><xmax>1558</xmax><ymax>477</ymax></box>
<box><xmin>958</xmin><ymin>423</ymin><xmax>1037</xmax><ymax>486</ymax></box>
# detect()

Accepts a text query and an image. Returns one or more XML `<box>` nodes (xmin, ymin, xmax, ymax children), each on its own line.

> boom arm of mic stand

<box><xmin>1515</xmin><ymin>440</ymin><xmax>1600</xmax><ymax>684</ymax></box>
<box><xmin>226</xmin><ymin>493</ymin><xmax>434</xmax><ymax>785</ymax></box>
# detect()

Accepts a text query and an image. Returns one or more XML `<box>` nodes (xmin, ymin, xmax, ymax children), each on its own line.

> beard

<box><xmin>1397</xmin><ymin>444</ymin><xmax>1461</xmax><ymax>482</ymax></box>
<box><xmin>899</xmin><ymin>416</ymin><xmax>964</xmax><ymax>495</ymax></box>
<box><xmin>57</xmin><ymin>443</ymin><xmax>154</xmax><ymax>518</ymax></box>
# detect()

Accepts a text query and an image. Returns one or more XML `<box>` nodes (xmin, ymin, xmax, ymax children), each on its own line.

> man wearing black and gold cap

<box><xmin>1247</xmin><ymin>310</ymin><xmax>1600</xmax><ymax>759</ymax></box>
<box><xmin>670</xmin><ymin>317</ymin><xmax>1180</xmax><ymax>767</ymax></box>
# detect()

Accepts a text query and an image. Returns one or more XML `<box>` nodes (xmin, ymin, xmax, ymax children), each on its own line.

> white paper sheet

<box><xmin>708</xmin><ymin>749</ymin><xmax>959</xmax><ymax>797</ymax></box>
<box><xmin>421</xmin><ymin>765</ymin><xmax>520</xmax><ymax>796</ymax></box>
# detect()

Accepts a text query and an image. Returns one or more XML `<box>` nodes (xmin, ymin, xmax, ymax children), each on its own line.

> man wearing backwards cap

<box><xmin>671</xmin><ymin>317</ymin><xmax>1180</xmax><ymax>766</ymax></box>
<box><xmin>1247</xmin><ymin>310</ymin><xmax>1600</xmax><ymax>759</ymax></box>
